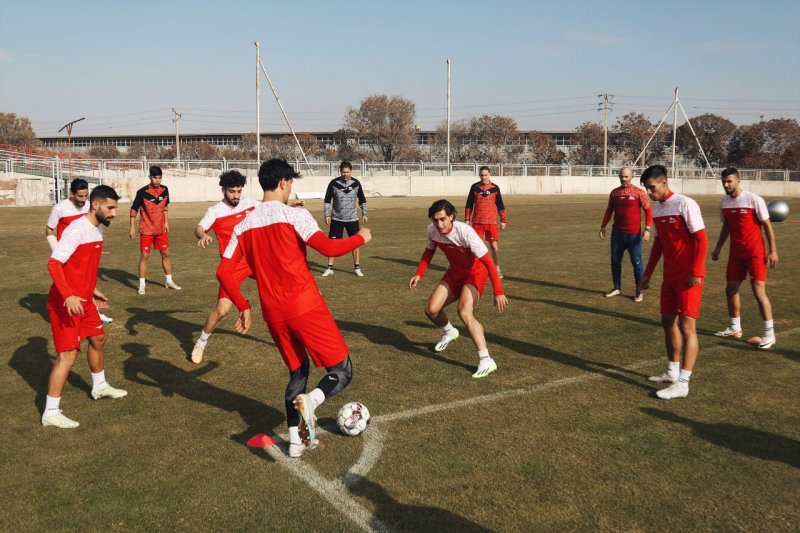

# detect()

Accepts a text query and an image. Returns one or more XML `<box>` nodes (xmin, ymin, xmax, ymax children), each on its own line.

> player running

<box><xmin>217</xmin><ymin>159</ymin><xmax>371</xmax><ymax>458</ymax></box>
<box><xmin>129</xmin><ymin>166</ymin><xmax>181</xmax><ymax>294</ymax></box>
<box><xmin>639</xmin><ymin>165</ymin><xmax>708</xmax><ymax>400</ymax></box>
<box><xmin>409</xmin><ymin>199</ymin><xmax>508</xmax><ymax>378</ymax></box>
<box><xmin>42</xmin><ymin>185</ymin><xmax>128</xmax><ymax>429</ymax></box>
<box><xmin>711</xmin><ymin>168</ymin><xmax>779</xmax><ymax>349</ymax></box>
<box><xmin>46</xmin><ymin>178</ymin><xmax>114</xmax><ymax>324</ymax></box>
<box><xmin>465</xmin><ymin>166</ymin><xmax>507</xmax><ymax>278</ymax></box>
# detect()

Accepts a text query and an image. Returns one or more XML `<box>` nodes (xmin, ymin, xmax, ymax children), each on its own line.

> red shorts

<box><xmin>472</xmin><ymin>223</ymin><xmax>499</xmax><ymax>242</ymax></box>
<box><xmin>660</xmin><ymin>277</ymin><xmax>703</xmax><ymax>319</ymax></box>
<box><xmin>442</xmin><ymin>268</ymin><xmax>489</xmax><ymax>298</ymax></box>
<box><xmin>140</xmin><ymin>233</ymin><xmax>169</xmax><ymax>253</ymax></box>
<box><xmin>726</xmin><ymin>255</ymin><xmax>767</xmax><ymax>282</ymax></box>
<box><xmin>47</xmin><ymin>297</ymin><xmax>105</xmax><ymax>353</ymax></box>
<box><xmin>218</xmin><ymin>259</ymin><xmax>254</xmax><ymax>300</ymax></box>
<box><xmin>266</xmin><ymin>303</ymin><xmax>348</xmax><ymax>372</ymax></box>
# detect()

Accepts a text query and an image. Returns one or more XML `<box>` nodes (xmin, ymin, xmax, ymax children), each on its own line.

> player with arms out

<box><xmin>42</xmin><ymin>185</ymin><xmax>128</xmax><ymax>428</ymax></box>
<box><xmin>129</xmin><ymin>166</ymin><xmax>181</xmax><ymax>294</ymax></box>
<box><xmin>409</xmin><ymin>199</ymin><xmax>508</xmax><ymax>378</ymax></box>
<box><xmin>465</xmin><ymin>166</ymin><xmax>507</xmax><ymax>278</ymax></box>
<box><xmin>217</xmin><ymin>159</ymin><xmax>371</xmax><ymax>458</ymax></box>
<box><xmin>638</xmin><ymin>165</ymin><xmax>708</xmax><ymax>400</ymax></box>
<box><xmin>711</xmin><ymin>168</ymin><xmax>779</xmax><ymax>349</ymax></box>
<box><xmin>46</xmin><ymin>178</ymin><xmax>114</xmax><ymax>324</ymax></box>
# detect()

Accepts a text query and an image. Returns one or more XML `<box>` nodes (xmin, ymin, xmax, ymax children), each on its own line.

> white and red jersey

<box><xmin>47</xmin><ymin>199</ymin><xmax>90</xmax><ymax>239</ymax></box>
<box><xmin>198</xmin><ymin>197</ymin><xmax>257</xmax><ymax>255</ymax></box>
<box><xmin>647</xmin><ymin>192</ymin><xmax>707</xmax><ymax>280</ymax></box>
<box><xmin>719</xmin><ymin>190</ymin><xmax>769</xmax><ymax>259</ymax></box>
<box><xmin>48</xmin><ymin>216</ymin><xmax>104</xmax><ymax>304</ymax></box>
<box><xmin>423</xmin><ymin>220</ymin><xmax>489</xmax><ymax>276</ymax></box>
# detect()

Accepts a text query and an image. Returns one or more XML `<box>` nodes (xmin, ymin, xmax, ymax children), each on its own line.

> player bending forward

<box><xmin>409</xmin><ymin>199</ymin><xmax>508</xmax><ymax>378</ymax></box>
<box><xmin>217</xmin><ymin>159</ymin><xmax>371</xmax><ymax>458</ymax></box>
<box><xmin>42</xmin><ymin>185</ymin><xmax>128</xmax><ymax>428</ymax></box>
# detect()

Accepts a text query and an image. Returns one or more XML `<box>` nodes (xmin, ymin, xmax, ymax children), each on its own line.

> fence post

<box><xmin>785</xmin><ymin>170</ymin><xmax>790</xmax><ymax>182</ymax></box>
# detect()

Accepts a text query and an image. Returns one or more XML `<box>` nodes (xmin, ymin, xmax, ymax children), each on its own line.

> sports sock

<box><xmin>354</xmin><ymin>264</ymin><xmax>360</xmax><ymax>268</ymax></box>
<box><xmin>309</xmin><ymin>388</ymin><xmax>325</xmax><ymax>409</ymax></box>
<box><xmin>199</xmin><ymin>330</ymin><xmax>211</xmax><ymax>343</ymax></box>
<box><xmin>679</xmin><ymin>369</ymin><xmax>692</xmax><ymax>383</ymax></box>
<box><xmin>288</xmin><ymin>426</ymin><xmax>301</xmax><ymax>444</ymax></box>
<box><xmin>442</xmin><ymin>322</ymin><xmax>456</xmax><ymax>334</ymax></box>
<box><xmin>91</xmin><ymin>370</ymin><xmax>107</xmax><ymax>390</ymax></box>
<box><xmin>668</xmin><ymin>361</ymin><xmax>680</xmax><ymax>376</ymax></box>
<box><xmin>44</xmin><ymin>395</ymin><xmax>61</xmax><ymax>413</ymax></box>
<box><xmin>731</xmin><ymin>316</ymin><xmax>741</xmax><ymax>330</ymax></box>
<box><xmin>165</xmin><ymin>274</ymin><xmax>173</xmax><ymax>283</ymax></box>
<box><xmin>139</xmin><ymin>278</ymin><xmax>146</xmax><ymax>287</ymax></box>
<box><xmin>478</xmin><ymin>349</ymin><xmax>490</xmax><ymax>360</ymax></box>
<box><xmin>764</xmin><ymin>319</ymin><xmax>774</xmax><ymax>337</ymax></box>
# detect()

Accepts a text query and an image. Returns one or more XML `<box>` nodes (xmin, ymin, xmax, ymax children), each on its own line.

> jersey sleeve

<box><xmin>130</xmin><ymin>189</ymin><xmax>143</xmax><ymax>216</ymax></box>
<box><xmin>495</xmin><ymin>187</ymin><xmax>507</xmax><ymax>223</ymax></box>
<box><xmin>719</xmin><ymin>198</ymin><xmax>726</xmax><ymax>223</ymax></box>
<box><xmin>163</xmin><ymin>186</ymin><xmax>170</xmax><ymax>208</ymax></box>
<box><xmin>198</xmin><ymin>207</ymin><xmax>216</xmax><ymax>231</ymax></box>
<box><xmin>424</xmin><ymin>224</ymin><xmax>437</xmax><ymax>250</ymax></box>
<box><xmin>754</xmin><ymin>195</ymin><xmax>770</xmax><ymax>222</ymax></box>
<box><xmin>639</xmin><ymin>189</ymin><xmax>652</xmax><ymax>226</ymax></box>
<box><xmin>356</xmin><ymin>180</ymin><xmax>368</xmax><ymax>217</ymax></box>
<box><xmin>323</xmin><ymin>180</ymin><xmax>335</xmax><ymax>217</ymax></box>
<box><xmin>465</xmin><ymin>225</ymin><xmax>490</xmax><ymax>257</ymax></box>
<box><xmin>683</xmin><ymin>198</ymin><xmax>706</xmax><ymax>234</ymax></box>
<box><xmin>51</xmin><ymin>225</ymin><xmax>81</xmax><ymax>263</ymax></box>
<box><xmin>46</xmin><ymin>203</ymin><xmax>61</xmax><ymax>230</ymax></box>
<box><xmin>464</xmin><ymin>185</ymin><xmax>477</xmax><ymax>222</ymax></box>
<box><xmin>294</xmin><ymin>209</ymin><xmax>324</xmax><ymax>242</ymax></box>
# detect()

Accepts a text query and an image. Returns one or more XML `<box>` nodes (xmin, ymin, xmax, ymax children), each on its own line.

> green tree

<box><xmin>0</xmin><ymin>112</ymin><xmax>40</xmax><ymax>148</ymax></box>
<box><xmin>675</xmin><ymin>113</ymin><xmax>736</xmax><ymax>167</ymax></box>
<box><xmin>344</xmin><ymin>95</ymin><xmax>417</xmax><ymax>162</ymax></box>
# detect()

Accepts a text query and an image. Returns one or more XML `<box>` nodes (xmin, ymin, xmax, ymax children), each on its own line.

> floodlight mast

<box><xmin>446</xmin><ymin>58</ymin><xmax>451</xmax><ymax>170</ymax></box>
<box><xmin>255</xmin><ymin>41</ymin><xmax>261</xmax><ymax>166</ymax></box>
<box><xmin>58</xmin><ymin>117</ymin><xmax>85</xmax><ymax>202</ymax></box>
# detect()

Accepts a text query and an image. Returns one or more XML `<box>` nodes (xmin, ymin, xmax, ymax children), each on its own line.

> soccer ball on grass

<box><xmin>336</xmin><ymin>402</ymin><xmax>370</xmax><ymax>436</ymax></box>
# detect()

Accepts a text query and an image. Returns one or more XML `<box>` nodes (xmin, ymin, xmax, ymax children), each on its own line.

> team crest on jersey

<box><xmin>668</xmin><ymin>217</ymin><xmax>676</xmax><ymax>224</ymax></box>
<box><xmin>479</xmin><ymin>190</ymin><xmax>491</xmax><ymax>196</ymax></box>
<box><xmin>629</xmin><ymin>196</ymin><xmax>635</xmax><ymax>200</ymax></box>
<box><xmin>740</xmin><ymin>209</ymin><xmax>747</xmax><ymax>214</ymax></box>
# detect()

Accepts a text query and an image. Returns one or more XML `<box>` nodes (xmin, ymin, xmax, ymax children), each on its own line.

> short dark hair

<box><xmin>149</xmin><ymin>166</ymin><xmax>162</xmax><ymax>177</ymax></box>
<box><xmin>640</xmin><ymin>165</ymin><xmax>668</xmax><ymax>185</ymax></box>
<box><xmin>428</xmin><ymin>199</ymin><xmax>457</xmax><ymax>219</ymax></box>
<box><xmin>479</xmin><ymin>166</ymin><xmax>490</xmax><ymax>174</ymax></box>
<box><xmin>90</xmin><ymin>185</ymin><xmax>120</xmax><ymax>203</ymax></box>
<box><xmin>258</xmin><ymin>158</ymin><xmax>300</xmax><ymax>191</ymax></box>
<box><xmin>219</xmin><ymin>170</ymin><xmax>247</xmax><ymax>188</ymax></box>
<box><xmin>70</xmin><ymin>178</ymin><xmax>89</xmax><ymax>194</ymax></box>
<box><xmin>339</xmin><ymin>161</ymin><xmax>352</xmax><ymax>171</ymax></box>
<box><xmin>721</xmin><ymin>167</ymin><xmax>739</xmax><ymax>179</ymax></box>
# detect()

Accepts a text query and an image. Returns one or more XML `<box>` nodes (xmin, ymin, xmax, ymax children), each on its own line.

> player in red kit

<box><xmin>639</xmin><ymin>165</ymin><xmax>708</xmax><ymax>400</ymax></box>
<box><xmin>410</xmin><ymin>199</ymin><xmax>508</xmax><ymax>378</ymax></box>
<box><xmin>599</xmin><ymin>166</ymin><xmax>652</xmax><ymax>301</ymax></box>
<box><xmin>465</xmin><ymin>166</ymin><xmax>507</xmax><ymax>278</ymax></box>
<box><xmin>711</xmin><ymin>168</ymin><xmax>779</xmax><ymax>349</ymax></box>
<box><xmin>42</xmin><ymin>185</ymin><xmax>128</xmax><ymax>428</ymax></box>
<box><xmin>129</xmin><ymin>166</ymin><xmax>181</xmax><ymax>294</ymax></box>
<box><xmin>217</xmin><ymin>159</ymin><xmax>371</xmax><ymax>458</ymax></box>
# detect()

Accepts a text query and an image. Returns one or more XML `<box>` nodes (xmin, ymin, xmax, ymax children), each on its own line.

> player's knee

<box><xmin>679</xmin><ymin>319</ymin><xmax>697</xmax><ymax>336</ymax></box>
<box><xmin>90</xmin><ymin>334</ymin><xmax>106</xmax><ymax>348</ymax></box>
<box><xmin>424</xmin><ymin>304</ymin><xmax>439</xmax><ymax>319</ymax></box>
<box><xmin>323</xmin><ymin>356</ymin><xmax>353</xmax><ymax>396</ymax></box>
<box><xmin>57</xmin><ymin>350</ymin><xmax>78</xmax><ymax>365</ymax></box>
<box><xmin>457</xmin><ymin>302</ymin><xmax>474</xmax><ymax>321</ymax></box>
<box><xmin>725</xmin><ymin>283</ymin><xmax>739</xmax><ymax>296</ymax></box>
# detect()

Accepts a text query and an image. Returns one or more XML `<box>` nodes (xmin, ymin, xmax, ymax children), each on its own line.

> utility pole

<box><xmin>597</xmin><ymin>94</ymin><xmax>613</xmax><ymax>175</ymax></box>
<box><xmin>255</xmin><ymin>41</ymin><xmax>261</xmax><ymax>166</ymax></box>
<box><xmin>58</xmin><ymin>117</ymin><xmax>85</xmax><ymax>201</ymax></box>
<box><xmin>446</xmin><ymin>58</ymin><xmax>451</xmax><ymax>171</ymax></box>
<box><xmin>172</xmin><ymin>108</ymin><xmax>182</xmax><ymax>163</ymax></box>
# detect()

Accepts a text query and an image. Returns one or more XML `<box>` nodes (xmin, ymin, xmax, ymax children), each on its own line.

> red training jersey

<box><xmin>600</xmin><ymin>184</ymin><xmax>652</xmax><ymax>234</ymax></box>
<box><xmin>48</xmin><ymin>216</ymin><xmax>104</xmax><ymax>306</ymax></box>
<box><xmin>719</xmin><ymin>190</ymin><xmax>769</xmax><ymax>259</ymax></box>
<box><xmin>130</xmin><ymin>184</ymin><xmax>169</xmax><ymax>235</ymax></box>
<box><xmin>198</xmin><ymin>197</ymin><xmax>257</xmax><ymax>255</ymax></box>
<box><xmin>645</xmin><ymin>192</ymin><xmax>707</xmax><ymax>281</ymax></box>
<box><xmin>47</xmin><ymin>198</ymin><xmax>90</xmax><ymax>239</ymax></box>
<box><xmin>464</xmin><ymin>181</ymin><xmax>506</xmax><ymax>225</ymax></box>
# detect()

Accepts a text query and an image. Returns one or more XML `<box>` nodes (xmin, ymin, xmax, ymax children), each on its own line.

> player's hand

<box><xmin>409</xmin><ymin>275</ymin><xmax>421</xmax><ymax>290</ymax></box>
<box><xmin>129</xmin><ymin>228</ymin><xmax>136</xmax><ymax>240</ymax></box>
<box><xmin>687</xmin><ymin>276</ymin><xmax>702</xmax><ymax>287</ymax></box>
<box><xmin>495</xmin><ymin>294</ymin><xmax>509</xmax><ymax>313</ymax></box>
<box><xmin>197</xmin><ymin>234</ymin><xmax>213</xmax><ymax>248</ymax></box>
<box><xmin>65</xmin><ymin>296</ymin><xmax>86</xmax><ymax>317</ymax></box>
<box><xmin>711</xmin><ymin>248</ymin><xmax>720</xmax><ymax>261</ymax></box>
<box><xmin>325</xmin><ymin>216</ymin><xmax>331</xmax><ymax>226</ymax></box>
<box><xmin>164</xmin><ymin>221</ymin><xmax>170</xmax><ymax>233</ymax></box>
<box><xmin>362</xmin><ymin>216</ymin><xmax>369</xmax><ymax>224</ymax></box>
<box><xmin>289</xmin><ymin>199</ymin><xmax>305</xmax><ymax>207</ymax></box>
<box><xmin>500</xmin><ymin>222</ymin><xmax>506</xmax><ymax>231</ymax></box>
<box><xmin>768</xmin><ymin>251</ymin><xmax>779</xmax><ymax>268</ymax></box>
<box><xmin>642</xmin><ymin>229</ymin><xmax>650</xmax><ymax>242</ymax></box>
<box><xmin>235</xmin><ymin>309</ymin><xmax>252</xmax><ymax>334</ymax></box>
<box><xmin>599</xmin><ymin>228</ymin><xmax>606</xmax><ymax>240</ymax></box>
<box><xmin>358</xmin><ymin>227</ymin><xmax>372</xmax><ymax>244</ymax></box>
<box><xmin>639</xmin><ymin>275</ymin><xmax>650</xmax><ymax>291</ymax></box>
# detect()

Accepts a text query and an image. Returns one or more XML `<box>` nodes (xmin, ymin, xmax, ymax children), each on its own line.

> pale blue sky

<box><xmin>1</xmin><ymin>0</ymin><xmax>798</xmax><ymax>137</ymax></box>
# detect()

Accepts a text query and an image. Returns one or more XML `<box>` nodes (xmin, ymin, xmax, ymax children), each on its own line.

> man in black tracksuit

<box><xmin>321</xmin><ymin>161</ymin><xmax>368</xmax><ymax>277</ymax></box>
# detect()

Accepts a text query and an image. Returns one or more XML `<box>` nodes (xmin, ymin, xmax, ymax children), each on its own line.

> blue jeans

<box><xmin>610</xmin><ymin>229</ymin><xmax>643</xmax><ymax>294</ymax></box>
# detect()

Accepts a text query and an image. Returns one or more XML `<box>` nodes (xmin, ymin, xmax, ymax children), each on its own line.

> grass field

<box><xmin>1</xmin><ymin>194</ymin><xmax>798</xmax><ymax>531</ymax></box>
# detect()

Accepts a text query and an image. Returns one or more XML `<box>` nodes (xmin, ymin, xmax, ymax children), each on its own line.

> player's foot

<box><xmin>321</xmin><ymin>267</ymin><xmax>334</xmax><ymax>277</ymax></box>
<box><xmin>434</xmin><ymin>328</ymin><xmax>460</xmax><ymax>352</ymax></box>
<box><xmin>605</xmin><ymin>288</ymin><xmax>621</xmax><ymax>298</ymax></box>
<box><xmin>656</xmin><ymin>380</ymin><xmax>689</xmax><ymax>400</ymax></box>
<box><xmin>99</xmin><ymin>313</ymin><xmax>114</xmax><ymax>324</ymax></box>
<box><xmin>138</xmin><ymin>285</ymin><xmax>146</xmax><ymax>295</ymax></box>
<box><xmin>288</xmin><ymin>438</ymin><xmax>319</xmax><ymax>458</ymax></box>
<box><xmin>166</xmin><ymin>280</ymin><xmax>182</xmax><ymax>290</ymax></box>
<box><xmin>714</xmin><ymin>327</ymin><xmax>743</xmax><ymax>338</ymax></box>
<box><xmin>191</xmin><ymin>339</ymin><xmax>207</xmax><ymax>364</ymax></box>
<box><xmin>758</xmin><ymin>334</ymin><xmax>776</xmax><ymax>350</ymax></box>
<box><xmin>293</xmin><ymin>394</ymin><xmax>317</xmax><ymax>446</ymax></box>
<box><xmin>354</xmin><ymin>267</ymin><xmax>364</xmax><ymax>277</ymax></box>
<box><xmin>496</xmin><ymin>266</ymin><xmax>503</xmax><ymax>279</ymax></box>
<box><xmin>41</xmin><ymin>410</ymin><xmax>79</xmax><ymax>429</ymax></box>
<box><xmin>634</xmin><ymin>292</ymin><xmax>644</xmax><ymax>302</ymax></box>
<box><xmin>91</xmin><ymin>384</ymin><xmax>128</xmax><ymax>400</ymax></box>
<box><xmin>472</xmin><ymin>357</ymin><xmax>497</xmax><ymax>379</ymax></box>
<box><xmin>647</xmin><ymin>372</ymin><xmax>678</xmax><ymax>384</ymax></box>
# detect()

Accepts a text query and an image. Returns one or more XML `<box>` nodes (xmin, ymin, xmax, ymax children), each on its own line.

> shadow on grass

<box><xmin>642</xmin><ymin>408</ymin><xmax>800</xmax><ymax>469</ymax></box>
<box><xmin>122</xmin><ymin>342</ymin><xmax>283</xmax><ymax>451</ymax></box>
<box><xmin>19</xmin><ymin>293</ymin><xmax>49</xmax><ymax>322</ymax></box>
<box><xmin>338</xmin><ymin>320</ymin><xmax>474</xmax><ymax>373</ymax></box>
<box><xmin>534</xmin><ymin>298</ymin><xmax>661</xmax><ymax>328</ymax></box>
<box><xmin>347</xmin><ymin>475</ymin><xmax>491</xmax><ymax>532</ymax></box>
<box><xmin>710</xmin><ymin>337</ymin><xmax>800</xmax><ymax>362</ymax></box>
<box><xmin>8</xmin><ymin>336</ymin><xmax>92</xmax><ymax>414</ymax></box>
<box><xmin>99</xmin><ymin>267</ymin><xmax>157</xmax><ymax>290</ymax></box>
<box><xmin>371</xmin><ymin>255</ymin><xmax>446</xmax><ymax>272</ymax></box>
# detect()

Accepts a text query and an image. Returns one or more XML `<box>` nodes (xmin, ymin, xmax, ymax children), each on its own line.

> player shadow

<box><xmin>707</xmin><ymin>337</ymin><xmax>800</xmax><ymax>362</ymax></box>
<box><xmin>98</xmin><ymin>267</ymin><xmax>162</xmax><ymax>290</ymax></box>
<box><xmin>338</xmin><ymin>320</ymin><xmax>474</xmax><ymax>372</ymax></box>
<box><xmin>534</xmin><ymin>298</ymin><xmax>661</xmax><ymax>328</ymax></box>
<box><xmin>347</xmin><ymin>475</ymin><xmax>492</xmax><ymax>532</ymax></box>
<box><xmin>18</xmin><ymin>293</ymin><xmax>49</xmax><ymax>322</ymax></box>
<box><xmin>122</xmin><ymin>342</ymin><xmax>284</xmax><ymax>446</ymax></box>
<box><xmin>500</xmin><ymin>275</ymin><xmax>605</xmax><ymax>296</ymax></box>
<box><xmin>642</xmin><ymin>408</ymin><xmax>800</xmax><ymax>469</ymax></box>
<box><xmin>8</xmin><ymin>336</ymin><xmax>92</xmax><ymax>414</ymax></box>
<box><xmin>371</xmin><ymin>255</ymin><xmax>447</xmax><ymax>273</ymax></box>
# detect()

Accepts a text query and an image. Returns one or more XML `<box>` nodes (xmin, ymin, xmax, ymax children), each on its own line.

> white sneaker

<box><xmin>191</xmin><ymin>339</ymin><xmax>207</xmax><ymax>364</ymax></box>
<box><xmin>472</xmin><ymin>357</ymin><xmax>497</xmax><ymax>379</ymax></box>
<box><xmin>354</xmin><ymin>267</ymin><xmax>364</xmax><ymax>277</ymax></box>
<box><xmin>758</xmin><ymin>335</ymin><xmax>776</xmax><ymax>349</ymax></box>
<box><xmin>99</xmin><ymin>313</ymin><xmax>114</xmax><ymax>324</ymax></box>
<box><xmin>714</xmin><ymin>327</ymin><xmax>743</xmax><ymax>338</ymax></box>
<box><xmin>656</xmin><ymin>380</ymin><xmax>689</xmax><ymax>400</ymax></box>
<box><xmin>293</xmin><ymin>394</ymin><xmax>317</xmax><ymax>446</ymax></box>
<box><xmin>434</xmin><ymin>328</ymin><xmax>460</xmax><ymax>352</ymax></box>
<box><xmin>138</xmin><ymin>285</ymin><xmax>146</xmax><ymax>295</ymax></box>
<box><xmin>605</xmin><ymin>288</ymin><xmax>621</xmax><ymax>298</ymax></box>
<box><xmin>321</xmin><ymin>267</ymin><xmax>334</xmax><ymax>277</ymax></box>
<box><xmin>166</xmin><ymin>280</ymin><xmax>182</xmax><ymax>290</ymax></box>
<box><xmin>289</xmin><ymin>439</ymin><xmax>319</xmax><ymax>458</ymax></box>
<box><xmin>648</xmin><ymin>372</ymin><xmax>678</xmax><ymax>383</ymax></box>
<box><xmin>91</xmin><ymin>384</ymin><xmax>128</xmax><ymax>400</ymax></box>
<box><xmin>634</xmin><ymin>292</ymin><xmax>644</xmax><ymax>302</ymax></box>
<box><xmin>41</xmin><ymin>410</ymin><xmax>80</xmax><ymax>429</ymax></box>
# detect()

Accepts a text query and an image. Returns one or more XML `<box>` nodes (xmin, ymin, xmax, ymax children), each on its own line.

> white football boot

<box><xmin>434</xmin><ymin>328</ymin><xmax>460</xmax><ymax>352</ymax></box>
<box><xmin>41</xmin><ymin>410</ymin><xmax>80</xmax><ymax>429</ymax></box>
<box><xmin>656</xmin><ymin>380</ymin><xmax>689</xmax><ymax>400</ymax></box>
